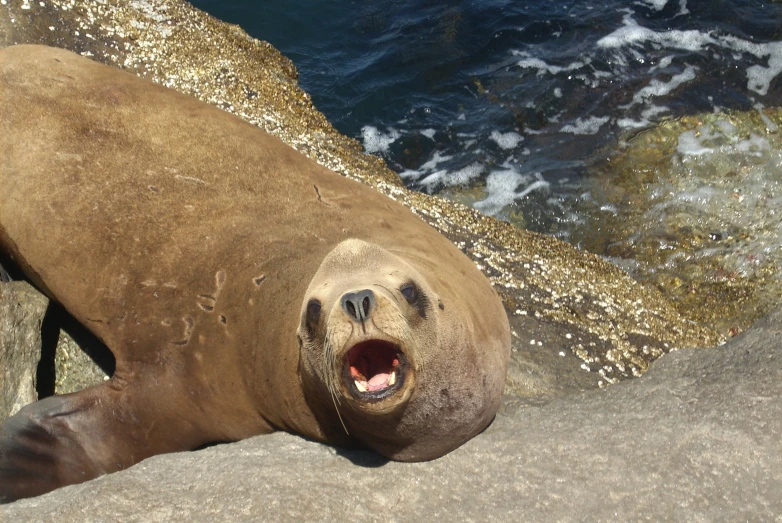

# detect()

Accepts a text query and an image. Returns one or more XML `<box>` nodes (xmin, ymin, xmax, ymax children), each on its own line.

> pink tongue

<box><xmin>367</xmin><ymin>373</ymin><xmax>390</xmax><ymax>391</ymax></box>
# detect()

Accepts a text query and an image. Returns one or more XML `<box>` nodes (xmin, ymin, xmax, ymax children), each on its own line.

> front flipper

<box><xmin>0</xmin><ymin>373</ymin><xmax>246</xmax><ymax>503</ymax></box>
<box><xmin>0</xmin><ymin>392</ymin><xmax>110</xmax><ymax>503</ymax></box>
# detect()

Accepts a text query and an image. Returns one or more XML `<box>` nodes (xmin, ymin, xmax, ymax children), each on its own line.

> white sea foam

<box><xmin>618</xmin><ymin>105</ymin><xmax>670</xmax><ymax>129</ymax></box>
<box><xmin>474</xmin><ymin>169</ymin><xmax>550</xmax><ymax>216</ymax></box>
<box><xmin>715</xmin><ymin>118</ymin><xmax>738</xmax><ymax>135</ymax></box>
<box><xmin>560</xmin><ymin>116</ymin><xmax>610</xmax><ymax>135</ymax></box>
<box><xmin>399</xmin><ymin>152</ymin><xmax>453</xmax><ymax>180</ymax></box>
<box><xmin>636</xmin><ymin>0</ymin><xmax>688</xmax><ymax>16</ymax></box>
<box><xmin>677</xmin><ymin>120</ymin><xmax>772</xmax><ymax>158</ymax></box>
<box><xmin>361</xmin><ymin>126</ymin><xmax>400</xmax><ymax>154</ymax></box>
<box><xmin>400</xmin><ymin>151</ymin><xmax>486</xmax><ymax>188</ymax></box>
<box><xmin>420</xmin><ymin>128</ymin><xmax>437</xmax><ymax>139</ymax></box>
<box><xmin>598</xmin><ymin>13</ymin><xmax>782</xmax><ymax>98</ymax></box>
<box><xmin>420</xmin><ymin>151</ymin><xmax>452</xmax><ymax>170</ymax></box>
<box><xmin>735</xmin><ymin>133</ymin><xmax>771</xmax><ymax>154</ymax></box>
<box><xmin>718</xmin><ymin>37</ymin><xmax>782</xmax><ymax>95</ymax></box>
<box><xmin>649</xmin><ymin>55</ymin><xmax>674</xmax><ymax>72</ymax></box>
<box><xmin>639</xmin><ymin>0</ymin><xmax>668</xmax><ymax>11</ymax></box>
<box><xmin>754</xmin><ymin>103</ymin><xmax>779</xmax><ymax>132</ymax></box>
<box><xmin>626</xmin><ymin>65</ymin><xmax>698</xmax><ymax>108</ymax></box>
<box><xmin>598</xmin><ymin>13</ymin><xmax>714</xmax><ymax>51</ymax></box>
<box><xmin>420</xmin><ymin>162</ymin><xmax>484</xmax><ymax>187</ymax></box>
<box><xmin>677</xmin><ymin>129</ymin><xmax>715</xmax><ymax>156</ymax></box>
<box><xmin>490</xmin><ymin>130</ymin><xmax>524</xmax><ymax>150</ymax></box>
<box><xmin>513</xmin><ymin>53</ymin><xmax>589</xmax><ymax>76</ymax></box>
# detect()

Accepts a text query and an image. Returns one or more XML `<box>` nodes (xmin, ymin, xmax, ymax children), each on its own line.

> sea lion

<box><xmin>0</xmin><ymin>45</ymin><xmax>510</xmax><ymax>502</ymax></box>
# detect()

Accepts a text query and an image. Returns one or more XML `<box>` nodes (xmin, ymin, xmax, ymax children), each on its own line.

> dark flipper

<box><xmin>0</xmin><ymin>392</ymin><xmax>110</xmax><ymax>503</ymax></box>
<box><xmin>0</xmin><ymin>374</ymin><xmax>230</xmax><ymax>504</ymax></box>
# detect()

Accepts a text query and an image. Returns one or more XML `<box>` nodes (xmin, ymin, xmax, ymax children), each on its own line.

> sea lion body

<box><xmin>0</xmin><ymin>45</ymin><xmax>510</xmax><ymax>502</ymax></box>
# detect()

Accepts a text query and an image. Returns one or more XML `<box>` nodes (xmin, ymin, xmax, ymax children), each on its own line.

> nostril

<box><xmin>341</xmin><ymin>289</ymin><xmax>375</xmax><ymax>322</ymax></box>
<box><xmin>362</xmin><ymin>296</ymin><xmax>370</xmax><ymax>317</ymax></box>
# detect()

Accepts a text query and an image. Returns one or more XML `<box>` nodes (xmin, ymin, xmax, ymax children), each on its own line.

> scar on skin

<box><xmin>197</xmin><ymin>298</ymin><xmax>214</xmax><ymax>312</ymax></box>
<box><xmin>313</xmin><ymin>184</ymin><xmax>331</xmax><ymax>206</ymax></box>
<box><xmin>174</xmin><ymin>174</ymin><xmax>207</xmax><ymax>185</ymax></box>
<box><xmin>170</xmin><ymin>315</ymin><xmax>195</xmax><ymax>346</ymax></box>
<box><xmin>215</xmin><ymin>270</ymin><xmax>226</xmax><ymax>290</ymax></box>
<box><xmin>197</xmin><ymin>270</ymin><xmax>227</xmax><ymax>312</ymax></box>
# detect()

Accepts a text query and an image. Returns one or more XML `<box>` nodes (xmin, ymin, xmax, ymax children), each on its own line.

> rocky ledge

<box><xmin>2</xmin><ymin>304</ymin><xmax>780</xmax><ymax>521</ymax></box>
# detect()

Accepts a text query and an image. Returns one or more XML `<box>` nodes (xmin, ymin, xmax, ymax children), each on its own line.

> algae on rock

<box><xmin>580</xmin><ymin>109</ymin><xmax>782</xmax><ymax>335</ymax></box>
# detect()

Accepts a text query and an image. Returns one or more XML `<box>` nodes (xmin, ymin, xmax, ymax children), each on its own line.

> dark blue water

<box><xmin>191</xmin><ymin>0</ymin><xmax>782</xmax><ymax>236</ymax></box>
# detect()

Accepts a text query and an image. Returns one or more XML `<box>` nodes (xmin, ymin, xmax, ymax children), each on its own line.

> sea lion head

<box><xmin>297</xmin><ymin>238</ymin><xmax>509</xmax><ymax>461</ymax></box>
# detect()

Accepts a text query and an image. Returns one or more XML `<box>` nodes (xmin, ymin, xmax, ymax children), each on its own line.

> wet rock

<box><xmin>2</xmin><ymin>304</ymin><xmax>779</xmax><ymax>520</ymax></box>
<box><xmin>0</xmin><ymin>281</ymin><xmax>108</xmax><ymax>412</ymax></box>
<box><xmin>0</xmin><ymin>1</ymin><xmax>721</xmax><ymax>403</ymax></box>
<box><xmin>0</xmin><ymin>282</ymin><xmax>45</xmax><ymax>419</ymax></box>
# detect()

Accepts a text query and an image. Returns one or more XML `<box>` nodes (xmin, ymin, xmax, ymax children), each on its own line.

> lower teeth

<box><xmin>354</xmin><ymin>371</ymin><xmax>396</xmax><ymax>393</ymax></box>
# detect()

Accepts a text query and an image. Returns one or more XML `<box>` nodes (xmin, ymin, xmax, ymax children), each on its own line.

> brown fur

<box><xmin>0</xmin><ymin>45</ymin><xmax>510</xmax><ymax>502</ymax></box>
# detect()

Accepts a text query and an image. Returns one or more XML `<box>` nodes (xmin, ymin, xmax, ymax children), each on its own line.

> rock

<box><xmin>53</xmin><ymin>330</ymin><xmax>109</xmax><ymax>396</ymax></box>
<box><xmin>0</xmin><ymin>281</ymin><xmax>109</xmax><ymax>409</ymax></box>
<box><xmin>0</xmin><ymin>282</ymin><xmax>45</xmax><ymax>419</ymax></box>
<box><xmin>2</xmin><ymin>304</ymin><xmax>779</xmax><ymax>520</ymax></box>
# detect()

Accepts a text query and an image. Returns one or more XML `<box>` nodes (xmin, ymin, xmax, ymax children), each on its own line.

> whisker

<box><xmin>323</xmin><ymin>325</ymin><xmax>349</xmax><ymax>435</ymax></box>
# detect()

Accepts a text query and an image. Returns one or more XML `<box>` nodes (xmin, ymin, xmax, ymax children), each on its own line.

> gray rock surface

<box><xmin>3</xmin><ymin>307</ymin><xmax>779</xmax><ymax>521</ymax></box>
<box><xmin>0</xmin><ymin>281</ymin><xmax>108</xmax><ymax>400</ymax></box>
<box><xmin>0</xmin><ymin>282</ymin><xmax>46</xmax><ymax>419</ymax></box>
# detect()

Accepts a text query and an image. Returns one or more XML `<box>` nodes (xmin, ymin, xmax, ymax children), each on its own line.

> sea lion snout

<box><xmin>341</xmin><ymin>289</ymin><xmax>375</xmax><ymax>324</ymax></box>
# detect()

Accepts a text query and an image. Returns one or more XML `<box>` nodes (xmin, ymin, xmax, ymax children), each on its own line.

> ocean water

<box><xmin>191</xmin><ymin>0</ymin><xmax>782</xmax><ymax>328</ymax></box>
<box><xmin>192</xmin><ymin>0</ymin><xmax>781</xmax><ymax>228</ymax></box>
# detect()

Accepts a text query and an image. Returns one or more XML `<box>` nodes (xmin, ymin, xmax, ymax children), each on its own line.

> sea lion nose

<box><xmin>341</xmin><ymin>289</ymin><xmax>375</xmax><ymax>323</ymax></box>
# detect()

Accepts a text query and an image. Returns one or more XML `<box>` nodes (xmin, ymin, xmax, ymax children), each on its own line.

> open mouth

<box><xmin>343</xmin><ymin>340</ymin><xmax>406</xmax><ymax>399</ymax></box>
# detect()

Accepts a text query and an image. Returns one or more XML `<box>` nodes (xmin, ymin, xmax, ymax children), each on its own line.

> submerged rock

<box><xmin>581</xmin><ymin>109</ymin><xmax>782</xmax><ymax>335</ymax></box>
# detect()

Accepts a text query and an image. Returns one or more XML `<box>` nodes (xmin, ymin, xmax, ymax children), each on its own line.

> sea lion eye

<box><xmin>306</xmin><ymin>299</ymin><xmax>322</xmax><ymax>324</ymax></box>
<box><xmin>400</xmin><ymin>283</ymin><xmax>418</xmax><ymax>304</ymax></box>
